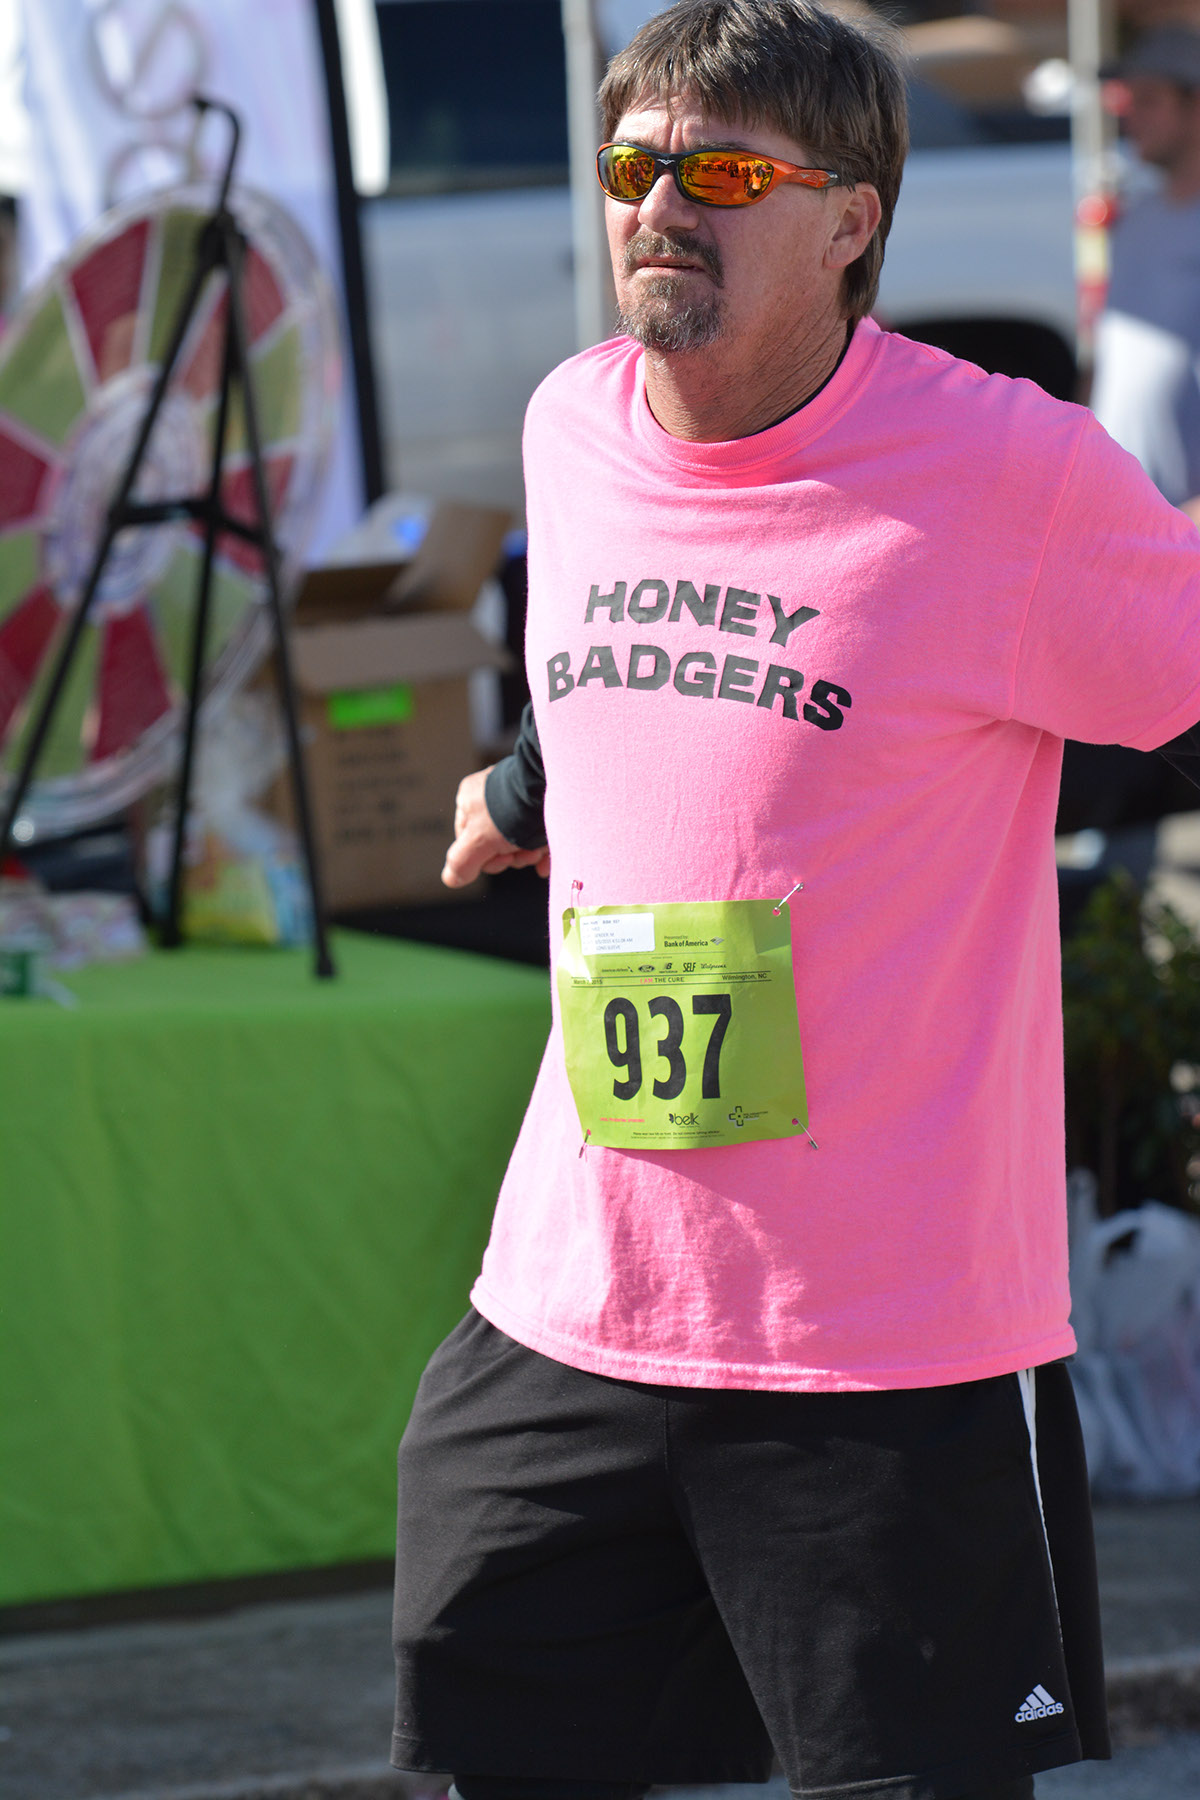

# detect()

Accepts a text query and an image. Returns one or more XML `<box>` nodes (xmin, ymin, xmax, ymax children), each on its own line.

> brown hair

<box><xmin>599</xmin><ymin>0</ymin><xmax>908</xmax><ymax>320</ymax></box>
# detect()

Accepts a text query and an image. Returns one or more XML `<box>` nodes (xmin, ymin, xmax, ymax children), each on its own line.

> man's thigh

<box><xmin>669</xmin><ymin>1364</ymin><xmax>1106</xmax><ymax>1798</ymax></box>
<box><xmin>392</xmin><ymin>1309</ymin><xmax>772</xmax><ymax>1783</ymax></box>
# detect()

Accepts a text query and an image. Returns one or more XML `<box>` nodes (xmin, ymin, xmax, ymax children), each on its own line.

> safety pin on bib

<box><xmin>773</xmin><ymin>879</ymin><xmax>804</xmax><ymax>915</ymax></box>
<box><xmin>775</xmin><ymin>878</ymin><xmax>817</xmax><ymax>1145</ymax></box>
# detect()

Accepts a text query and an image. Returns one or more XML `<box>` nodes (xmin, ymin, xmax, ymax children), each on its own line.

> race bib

<box><xmin>557</xmin><ymin>898</ymin><xmax>808</xmax><ymax>1149</ymax></box>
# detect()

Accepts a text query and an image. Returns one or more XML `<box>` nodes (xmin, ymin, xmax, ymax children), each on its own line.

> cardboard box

<box><xmin>271</xmin><ymin>503</ymin><xmax>511</xmax><ymax>911</ymax></box>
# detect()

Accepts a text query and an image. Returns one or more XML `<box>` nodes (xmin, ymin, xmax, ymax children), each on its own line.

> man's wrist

<box><xmin>484</xmin><ymin>758</ymin><xmax>547</xmax><ymax>849</ymax></box>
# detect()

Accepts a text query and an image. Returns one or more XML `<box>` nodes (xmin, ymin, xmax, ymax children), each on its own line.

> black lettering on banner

<box><xmin>804</xmin><ymin>678</ymin><xmax>852</xmax><ymax>731</ymax></box>
<box><xmin>669</xmin><ymin>580</ymin><xmax>721</xmax><ymax>626</ymax></box>
<box><xmin>648</xmin><ymin>995</ymin><xmax>686</xmax><ymax>1098</ymax></box>
<box><xmin>586</xmin><ymin>582</ymin><xmax>627</xmax><ymax>623</ymax></box>
<box><xmin>628</xmin><ymin>579</ymin><xmax>670</xmax><ymax>623</ymax></box>
<box><xmin>767</xmin><ymin>594</ymin><xmax>820</xmax><ymax>648</ymax></box>
<box><xmin>757</xmin><ymin>662</ymin><xmax>804</xmax><ymax>719</ymax></box>
<box><xmin>548</xmin><ymin>652</ymin><xmax>574</xmax><ymax>700</ymax></box>
<box><xmin>579</xmin><ymin>645</ymin><xmax>623</xmax><ymax>688</ymax></box>
<box><xmin>692</xmin><ymin>993</ymin><xmax>732</xmax><ymax>1097</ymax></box>
<box><xmin>674</xmin><ymin>650</ymin><xmax>717</xmax><ymax>698</ymax></box>
<box><xmin>718</xmin><ymin>654</ymin><xmax>759</xmax><ymax>703</ymax></box>
<box><xmin>720</xmin><ymin>587</ymin><xmax>759</xmax><ymax>636</ymax></box>
<box><xmin>604</xmin><ymin>998</ymin><xmax>641</xmax><ymax>1098</ymax></box>
<box><xmin>627</xmin><ymin>643</ymin><xmax>670</xmax><ymax>690</ymax></box>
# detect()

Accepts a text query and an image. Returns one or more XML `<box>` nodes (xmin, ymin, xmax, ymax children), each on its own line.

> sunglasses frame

<box><xmin>596</xmin><ymin>141</ymin><xmax>845</xmax><ymax>208</ymax></box>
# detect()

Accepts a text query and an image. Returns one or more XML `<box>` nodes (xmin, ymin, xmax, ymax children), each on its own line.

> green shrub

<box><xmin>1062</xmin><ymin>871</ymin><xmax>1200</xmax><ymax>1217</ymax></box>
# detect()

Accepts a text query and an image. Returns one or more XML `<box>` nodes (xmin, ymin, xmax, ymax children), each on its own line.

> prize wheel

<box><xmin>0</xmin><ymin>184</ymin><xmax>340</xmax><ymax>839</ymax></box>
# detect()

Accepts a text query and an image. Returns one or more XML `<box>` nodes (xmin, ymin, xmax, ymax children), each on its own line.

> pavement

<box><xmin>2</xmin><ymin>1500</ymin><xmax>1199</xmax><ymax>1800</ymax></box>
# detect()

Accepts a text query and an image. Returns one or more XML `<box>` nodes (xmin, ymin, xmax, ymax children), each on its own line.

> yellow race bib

<box><xmin>557</xmin><ymin>898</ymin><xmax>808</xmax><ymax>1150</ymax></box>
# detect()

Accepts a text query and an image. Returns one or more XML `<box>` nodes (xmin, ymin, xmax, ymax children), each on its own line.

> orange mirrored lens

<box><xmin>599</xmin><ymin>146</ymin><xmax>658</xmax><ymax>200</ymax></box>
<box><xmin>678</xmin><ymin>152</ymin><xmax>776</xmax><ymax>205</ymax></box>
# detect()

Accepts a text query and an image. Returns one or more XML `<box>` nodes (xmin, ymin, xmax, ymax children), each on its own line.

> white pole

<box><xmin>333</xmin><ymin>0</ymin><xmax>390</xmax><ymax>197</ymax></box>
<box><xmin>562</xmin><ymin>0</ymin><xmax>614</xmax><ymax>349</ymax></box>
<box><xmin>1068</xmin><ymin>0</ymin><xmax>1118</xmax><ymax>366</ymax></box>
<box><xmin>1068</xmin><ymin>0</ymin><xmax>1117</xmax><ymax>199</ymax></box>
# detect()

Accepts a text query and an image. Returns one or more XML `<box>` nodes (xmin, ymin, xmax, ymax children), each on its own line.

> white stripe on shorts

<box><xmin>1017</xmin><ymin>1366</ymin><xmax>1062</xmax><ymax>1623</ymax></box>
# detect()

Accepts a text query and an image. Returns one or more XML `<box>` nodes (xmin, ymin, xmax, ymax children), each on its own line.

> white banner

<box><xmin>17</xmin><ymin>0</ymin><xmax>377</xmax><ymax>560</ymax></box>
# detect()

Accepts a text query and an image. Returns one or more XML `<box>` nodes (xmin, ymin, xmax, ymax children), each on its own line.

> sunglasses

<box><xmin>596</xmin><ymin>141</ymin><xmax>844</xmax><ymax>208</ymax></box>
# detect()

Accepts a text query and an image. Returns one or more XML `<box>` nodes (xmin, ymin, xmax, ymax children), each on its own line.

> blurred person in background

<box><xmin>1065</xmin><ymin>24</ymin><xmax>1200</xmax><ymax>893</ymax></box>
<box><xmin>1093</xmin><ymin>24</ymin><xmax>1200</xmax><ymax>521</ymax></box>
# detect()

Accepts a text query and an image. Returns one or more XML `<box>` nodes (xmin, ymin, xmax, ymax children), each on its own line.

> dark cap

<box><xmin>1103</xmin><ymin>25</ymin><xmax>1200</xmax><ymax>87</ymax></box>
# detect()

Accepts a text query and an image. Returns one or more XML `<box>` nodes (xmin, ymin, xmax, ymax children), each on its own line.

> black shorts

<box><xmin>392</xmin><ymin>1311</ymin><xmax>1109</xmax><ymax>1800</ymax></box>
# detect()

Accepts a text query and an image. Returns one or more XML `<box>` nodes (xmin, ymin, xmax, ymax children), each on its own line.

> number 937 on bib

<box><xmin>556</xmin><ymin>898</ymin><xmax>808</xmax><ymax>1150</ymax></box>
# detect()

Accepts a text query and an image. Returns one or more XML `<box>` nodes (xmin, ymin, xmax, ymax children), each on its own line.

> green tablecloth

<box><xmin>0</xmin><ymin>931</ymin><xmax>550</xmax><ymax>1608</ymax></box>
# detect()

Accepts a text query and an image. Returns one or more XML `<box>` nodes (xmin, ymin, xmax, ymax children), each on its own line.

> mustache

<box><xmin>622</xmin><ymin>230</ymin><xmax>724</xmax><ymax>285</ymax></box>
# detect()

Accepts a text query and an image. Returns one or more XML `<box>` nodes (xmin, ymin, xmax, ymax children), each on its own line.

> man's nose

<box><xmin>637</xmin><ymin>168</ymin><xmax>701</xmax><ymax>231</ymax></box>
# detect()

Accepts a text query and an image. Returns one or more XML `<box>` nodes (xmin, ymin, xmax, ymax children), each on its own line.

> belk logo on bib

<box><xmin>557</xmin><ymin>898</ymin><xmax>808</xmax><ymax>1149</ymax></box>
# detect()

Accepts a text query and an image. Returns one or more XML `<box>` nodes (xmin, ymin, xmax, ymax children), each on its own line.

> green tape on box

<box><xmin>326</xmin><ymin>684</ymin><xmax>414</xmax><ymax>730</ymax></box>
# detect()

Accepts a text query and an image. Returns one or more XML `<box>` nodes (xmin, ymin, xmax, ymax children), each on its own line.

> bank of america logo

<box><xmin>1015</xmin><ymin>1684</ymin><xmax>1064</xmax><ymax>1723</ymax></box>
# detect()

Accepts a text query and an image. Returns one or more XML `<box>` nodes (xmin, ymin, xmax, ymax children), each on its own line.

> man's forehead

<box><xmin>616</xmin><ymin>90</ymin><xmax>734</xmax><ymax>133</ymax></box>
<box><xmin>613</xmin><ymin>89</ymin><xmax>806</xmax><ymax>155</ymax></box>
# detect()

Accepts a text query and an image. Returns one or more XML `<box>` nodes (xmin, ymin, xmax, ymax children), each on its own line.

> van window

<box><xmin>375</xmin><ymin>0</ymin><xmax>570</xmax><ymax>193</ymax></box>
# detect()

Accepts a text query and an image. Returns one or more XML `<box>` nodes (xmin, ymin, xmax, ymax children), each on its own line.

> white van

<box><xmin>361</xmin><ymin>0</ymin><xmax>1076</xmax><ymax>516</ymax></box>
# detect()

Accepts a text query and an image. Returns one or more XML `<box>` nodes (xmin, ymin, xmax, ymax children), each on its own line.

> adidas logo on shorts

<box><xmin>1015</xmin><ymin>1684</ymin><xmax>1065</xmax><ymax>1723</ymax></box>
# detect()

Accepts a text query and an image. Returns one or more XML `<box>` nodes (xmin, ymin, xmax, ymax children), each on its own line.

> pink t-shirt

<box><xmin>470</xmin><ymin>318</ymin><xmax>1200</xmax><ymax>1391</ymax></box>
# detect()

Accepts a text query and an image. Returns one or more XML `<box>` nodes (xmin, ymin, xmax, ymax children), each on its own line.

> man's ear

<box><xmin>825</xmin><ymin>184</ymin><xmax>882</xmax><ymax>272</ymax></box>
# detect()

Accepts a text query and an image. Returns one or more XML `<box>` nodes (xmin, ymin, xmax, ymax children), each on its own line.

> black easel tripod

<box><xmin>0</xmin><ymin>95</ymin><xmax>336</xmax><ymax>979</ymax></box>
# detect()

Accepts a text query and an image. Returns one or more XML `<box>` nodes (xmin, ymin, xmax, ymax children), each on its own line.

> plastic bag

<box><xmin>146</xmin><ymin>693</ymin><xmax>312</xmax><ymax>947</ymax></box>
<box><xmin>1068</xmin><ymin>1171</ymin><xmax>1200</xmax><ymax>1497</ymax></box>
<box><xmin>0</xmin><ymin>875</ymin><xmax>144</xmax><ymax>991</ymax></box>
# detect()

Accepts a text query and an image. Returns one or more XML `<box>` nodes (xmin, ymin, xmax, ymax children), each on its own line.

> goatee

<box><xmin>617</xmin><ymin>230</ymin><xmax>725</xmax><ymax>353</ymax></box>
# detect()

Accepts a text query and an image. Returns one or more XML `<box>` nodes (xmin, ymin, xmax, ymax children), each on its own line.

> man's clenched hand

<box><xmin>441</xmin><ymin>767</ymin><xmax>550</xmax><ymax>888</ymax></box>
